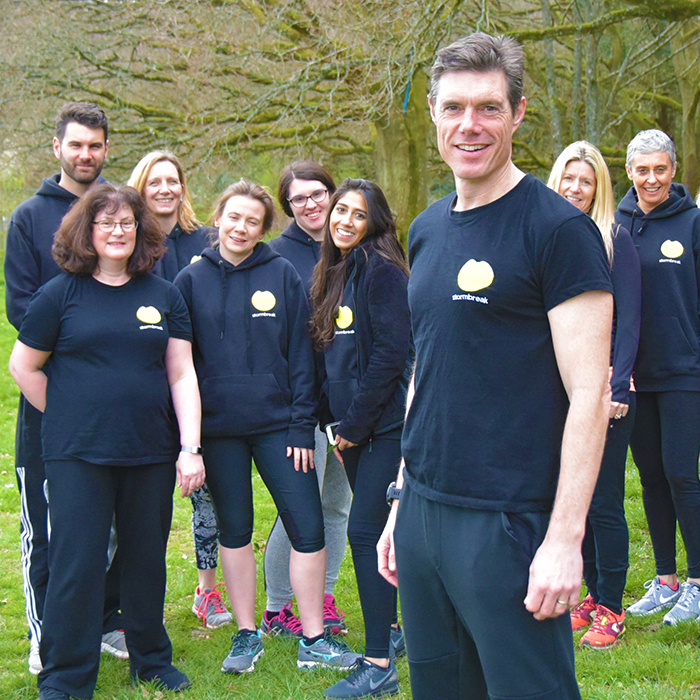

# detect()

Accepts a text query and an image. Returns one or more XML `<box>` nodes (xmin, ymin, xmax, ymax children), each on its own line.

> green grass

<box><xmin>1</xmin><ymin>261</ymin><xmax>700</xmax><ymax>698</ymax></box>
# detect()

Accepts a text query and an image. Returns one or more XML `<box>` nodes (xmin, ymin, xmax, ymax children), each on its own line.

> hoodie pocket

<box><xmin>200</xmin><ymin>374</ymin><xmax>290</xmax><ymax>435</ymax></box>
<box><xmin>639</xmin><ymin>316</ymin><xmax>699</xmax><ymax>375</ymax></box>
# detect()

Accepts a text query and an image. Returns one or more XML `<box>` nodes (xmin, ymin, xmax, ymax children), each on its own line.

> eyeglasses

<box><xmin>288</xmin><ymin>189</ymin><xmax>328</xmax><ymax>209</ymax></box>
<box><xmin>92</xmin><ymin>220</ymin><xmax>138</xmax><ymax>233</ymax></box>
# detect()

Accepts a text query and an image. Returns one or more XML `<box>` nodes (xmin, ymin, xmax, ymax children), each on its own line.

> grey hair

<box><xmin>429</xmin><ymin>32</ymin><xmax>524</xmax><ymax>114</ymax></box>
<box><xmin>626</xmin><ymin>129</ymin><xmax>676</xmax><ymax>168</ymax></box>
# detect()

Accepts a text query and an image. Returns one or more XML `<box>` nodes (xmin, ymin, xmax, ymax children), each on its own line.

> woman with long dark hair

<box><xmin>310</xmin><ymin>178</ymin><xmax>412</xmax><ymax>699</ymax></box>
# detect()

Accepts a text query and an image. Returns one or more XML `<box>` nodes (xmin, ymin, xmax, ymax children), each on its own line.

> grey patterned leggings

<box><xmin>190</xmin><ymin>482</ymin><xmax>219</xmax><ymax>570</ymax></box>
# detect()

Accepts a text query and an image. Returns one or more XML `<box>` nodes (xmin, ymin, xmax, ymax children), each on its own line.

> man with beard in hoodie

<box><xmin>616</xmin><ymin>129</ymin><xmax>700</xmax><ymax>625</ymax></box>
<box><xmin>5</xmin><ymin>102</ymin><xmax>126</xmax><ymax>674</ymax></box>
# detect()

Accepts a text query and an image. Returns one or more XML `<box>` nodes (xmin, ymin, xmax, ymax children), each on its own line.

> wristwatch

<box><xmin>386</xmin><ymin>481</ymin><xmax>402</xmax><ymax>506</ymax></box>
<box><xmin>180</xmin><ymin>445</ymin><xmax>203</xmax><ymax>455</ymax></box>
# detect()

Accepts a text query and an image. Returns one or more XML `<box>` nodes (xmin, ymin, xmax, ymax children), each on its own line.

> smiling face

<box><xmin>329</xmin><ymin>191</ymin><xmax>368</xmax><ymax>254</ymax></box>
<box><xmin>558</xmin><ymin>160</ymin><xmax>597</xmax><ymax>214</ymax></box>
<box><xmin>53</xmin><ymin>121</ymin><xmax>108</xmax><ymax>192</ymax></box>
<box><xmin>429</xmin><ymin>70</ymin><xmax>525</xmax><ymax>190</ymax></box>
<box><xmin>287</xmin><ymin>178</ymin><xmax>330</xmax><ymax>240</ymax></box>
<box><xmin>626</xmin><ymin>151</ymin><xmax>676</xmax><ymax>214</ymax></box>
<box><xmin>91</xmin><ymin>204</ymin><xmax>137</xmax><ymax>269</ymax></box>
<box><xmin>216</xmin><ymin>195</ymin><xmax>265</xmax><ymax>266</ymax></box>
<box><xmin>143</xmin><ymin>160</ymin><xmax>183</xmax><ymax>221</ymax></box>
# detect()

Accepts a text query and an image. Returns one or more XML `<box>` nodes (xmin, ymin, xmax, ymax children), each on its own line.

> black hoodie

<box><xmin>174</xmin><ymin>243</ymin><xmax>316</xmax><ymax>447</ymax></box>
<box><xmin>5</xmin><ymin>174</ymin><xmax>106</xmax><ymax>329</ymax></box>
<box><xmin>616</xmin><ymin>183</ymin><xmax>700</xmax><ymax>391</ymax></box>
<box><xmin>267</xmin><ymin>221</ymin><xmax>321</xmax><ymax>298</ymax></box>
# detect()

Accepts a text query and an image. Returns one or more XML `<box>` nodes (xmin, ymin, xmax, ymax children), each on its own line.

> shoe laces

<box><xmin>322</xmin><ymin>631</ymin><xmax>352</xmax><ymax>653</ymax></box>
<box><xmin>230</xmin><ymin>630</ymin><xmax>259</xmax><ymax>655</ymax></box>
<box><xmin>677</xmin><ymin>582</ymin><xmax>700</xmax><ymax>611</ymax></box>
<box><xmin>588</xmin><ymin>605</ymin><xmax>621</xmax><ymax>634</ymax></box>
<box><xmin>278</xmin><ymin>602</ymin><xmax>304</xmax><ymax>635</ymax></box>
<box><xmin>196</xmin><ymin>584</ymin><xmax>228</xmax><ymax>627</ymax></box>
<box><xmin>344</xmin><ymin>658</ymin><xmax>375</xmax><ymax>687</ymax></box>
<box><xmin>323</xmin><ymin>595</ymin><xmax>345</xmax><ymax>621</ymax></box>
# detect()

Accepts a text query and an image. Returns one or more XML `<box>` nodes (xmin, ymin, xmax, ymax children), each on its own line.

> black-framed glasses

<box><xmin>288</xmin><ymin>189</ymin><xmax>328</xmax><ymax>209</ymax></box>
<box><xmin>92</xmin><ymin>220</ymin><xmax>138</xmax><ymax>233</ymax></box>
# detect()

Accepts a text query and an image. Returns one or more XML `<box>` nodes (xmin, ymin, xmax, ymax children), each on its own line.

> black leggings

<box><xmin>582</xmin><ymin>393</ymin><xmax>636</xmax><ymax>614</ymax></box>
<box><xmin>341</xmin><ymin>429</ymin><xmax>401</xmax><ymax>658</ymax></box>
<box><xmin>630</xmin><ymin>391</ymin><xmax>700</xmax><ymax>577</ymax></box>
<box><xmin>203</xmin><ymin>430</ymin><xmax>324</xmax><ymax>553</ymax></box>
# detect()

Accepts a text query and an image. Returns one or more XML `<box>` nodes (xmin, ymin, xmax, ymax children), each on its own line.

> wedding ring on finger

<box><xmin>557</xmin><ymin>599</ymin><xmax>568</xmax><ymax>606</ymax></box>
<box><xmin>614</xmin><ymin>413</ymin><xmax>622</xmax><ymax>420</ymax></box>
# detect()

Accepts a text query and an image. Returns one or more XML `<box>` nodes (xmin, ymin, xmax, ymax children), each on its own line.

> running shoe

<box><xmin>28</xmin><ymin>639</ymin><xmax>42</xmax><ymax>675</ymax></box>
<box><xmin>570</xmin><ymin>594</ymin><xmax>597</xmax><ymax>631</ymax></box>
<box><xmin>663</xmin><ymin>581</ymin><xmax>700</xmax><ymax>625</ymax></box>
<box><xmin>626</xmin><ymin>576</ymin><xmax>681</xmax><ymax>616</ymax></box>
<box><xmin>39</xmin><ymin>688</ymin><xmax>70</xmax><ymax>700</ymax></box>
<box><xmin>324</xmin><ymin>593</ymin><xmax>348</xmax><ymax>635</ymax></box>
<box><xmin>580</xmin><ymin>604</ymin><xmax>625</xmax><ymax>649</ymax></box>
<box><xmin>101</xmin><ymin>629</ymin><xmax>129</xmax><ymax>660</ymax></box>
<box><xmin>221</xmin><ymin>629</ymin><xmax>264</xmax><ymax>674</ymax></box>
<box><xmin>324</xmin><ymin>657</ymin><xmax>400</xmax><ymax>698</ymax></box>
<box><xmin>298</xmin><ymin>631</ymin><xmax>362</xmax><ymax>669</ymax></box>
<box><xmin>389</xmin><ymin>625</ymin><xmax>405</xmax><ymax>659</ymax></box>
<box><xmin>261</xmin><ymin>601</ymin><xmax>304</xmax><ymax>638</ymax></box>
<box><xmin>192</xmin><ymin>584</ymin><xmax>233</xmax><ymax>628</ymax></box>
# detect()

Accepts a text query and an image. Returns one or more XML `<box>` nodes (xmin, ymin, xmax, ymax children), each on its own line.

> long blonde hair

<box><xmin>547</xmin><ymin>141</ymin><xmax>615</xmax><ymax>263</ymax></box>
<box><xmin>128</xmin><ymin>151</ymin><xmax>200</xmax><ymax>233</ymax></box>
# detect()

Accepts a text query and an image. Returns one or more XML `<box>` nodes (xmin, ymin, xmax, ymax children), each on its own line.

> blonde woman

<box><xmin>129</xmin><ymin>152</ymin><xmax>227</xmax><ymax>628</ymax></box>
<box><xmin>547</xmin><ymin>141</ymin><xmax>641</xmax><ymax>648</ymax></box>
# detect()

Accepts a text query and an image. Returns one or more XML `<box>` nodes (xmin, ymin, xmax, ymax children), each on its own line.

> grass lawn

<box><xmin>1</xmin><ymin>265</ymin><xmax>700</xmax><ymax>699</ymax></box>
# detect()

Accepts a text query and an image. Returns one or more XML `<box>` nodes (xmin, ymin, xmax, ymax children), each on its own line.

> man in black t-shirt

<box><xmin>5</xmin><ymin>102</ymin><xmax>127</xmax><ymax>674</ymax></box>
<box><xmin>378</xmin><ymin>33</ymin><xmax>613</xmax><ymax>699</ymax></box>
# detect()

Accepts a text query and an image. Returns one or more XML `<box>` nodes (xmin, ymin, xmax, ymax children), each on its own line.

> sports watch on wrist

<box><xmin>180</xmin><ymin>445</ymin><xmax>203</xmax><ymax>455</ymax></box>
<box><xmin>386</xmin><ymin>481</ymin><xmax>402</xmax><ymax>506</ymax></box>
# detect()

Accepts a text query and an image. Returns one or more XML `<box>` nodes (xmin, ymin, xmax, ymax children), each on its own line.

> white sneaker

<box><xmin>28</xmin><ymin>639</ymin><xmax>42</xmax><ymax>675</ymax></box>
<box><xmin>663</xmin><ymin>582</ymin><xmax>700</xmax><ymax>625</ymax></box>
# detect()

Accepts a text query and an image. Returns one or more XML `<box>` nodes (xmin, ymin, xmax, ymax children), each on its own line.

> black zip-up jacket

<box><xmin>174</xmin><ymin>243</ymin><xmax>316</xmax><ymax>447</ymax></box>
<box><xmin>320</xmin><ymin>245</ymin><xmax>412</xmax><ymax>444</ymax></box>
<box><xmin>616</xmin><ymin>183</ymin><xmax>700</xmax><ymax>391</ymax></box>
<box><xmin>5</xmin><ymin>174</ymin><xmax>107</xmax><ymax>329</ymax></box>
<box><xmin>153</xmin><ymin>223</ymin><xmax>213</xmax><ymax>282</ymax></box>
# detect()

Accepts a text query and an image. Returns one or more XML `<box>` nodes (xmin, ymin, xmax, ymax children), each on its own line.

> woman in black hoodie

<box><xmin>615</xmin><ymin>129</ymin><xmax>700</xmax><ymax>625</ymax></box>
<box><xmin>174</xmin><ymin>179</ymin><xmax>359</xmax><ymax>677</ymax></box>
<box><xmin>310</xmin><ymin>179</ymin><xmax>412</xmax><ymax>699</ymax></box>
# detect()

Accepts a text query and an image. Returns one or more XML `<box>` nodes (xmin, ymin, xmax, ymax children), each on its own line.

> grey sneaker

<box><xmin>101</xmin><ymin>629</ymin><xmax>129</xmax><ymax>660</ymax></box>
<box><xmin>221</xmin><ymin>629</ymin><xmax>264</xmax><ymax>674</ymax></box>
<box><xmin>663</xmin><ymin>581</ymin><xmax>700</xmax><ymax>625</ymax></box>
<box><xmin>297</xmin><ymin>631</ymin><xmax>361</xmax><ymax>670</ymax></box>
<box><xmin>626</xmin><ymin>577</ymin><xmax>681</xmax><ymax>616</ymax></box>
<box><xmin>389</xmin><ymin>625</ymin><xmax>405</xmax><ymax>659</ymax></box>
<box><xmin>324</xmin><ymin>657</ymin><xmax>400</xmax><ymax>698</ymax></box>
<box><xmin>192</xmin><ymin>585</ymin><xmax>233</xmax><ymax>628</ymax></box>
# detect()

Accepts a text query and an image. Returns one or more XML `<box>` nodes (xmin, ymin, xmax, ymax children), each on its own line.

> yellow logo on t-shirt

<box><xmin>336</xmin><ymin>306</ymin><xmax>353</xmax><ymax>329</ymax></box>
<box><xmin>251</xmin><ymin>290</ymin><xmax>276</xmax><ymax>311</ymax></box>
<box><xmin>136</xmin><ymin>306</ymin><xmax>162</xmax><ymax>324</ymax></box>
<box><xmin>457</xmin><ymin>260</ymin><xmax>494</xmax><ymax>292</ymax></box>
<box><xmin>660</xmin><ymin>240</ymin><xmax>684</xmax><ymax>259</ymax></box>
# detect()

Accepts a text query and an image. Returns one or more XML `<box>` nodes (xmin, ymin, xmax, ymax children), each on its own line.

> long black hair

<box><xmin>310</xmin><ymin>178</ymin><xmax>408</xmax><ymax>348</ymax></box>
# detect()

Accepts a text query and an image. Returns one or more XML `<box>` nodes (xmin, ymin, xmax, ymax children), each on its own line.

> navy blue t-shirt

<box><xmin>402</xmin><ymin>175</ymin><xmax>613</xmax><ymax>512</ymax></box>
<box><xmin>19</xmin><ymin>273</ymin><xmax>192</xmax><ymax>466</ymax></box>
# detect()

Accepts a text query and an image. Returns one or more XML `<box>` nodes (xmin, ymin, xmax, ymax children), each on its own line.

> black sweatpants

<box><xmin>395</xmin><ymin>481</ymin><xmax>580</xmax><ymax>700</ymax></box>
<box><xmin>341</xmin><ymin>430</ymin><xmax>401</xmax><ymax>658</ymax></box>
<box><xmin>630</xmin><ymin>390</ymin><xmax>700</xmax><ymax>577</ymax></box>
<box><xmin>38</xmin><ymin>459</ymin><xmax>177</xmax><ymax>699</ymax></box>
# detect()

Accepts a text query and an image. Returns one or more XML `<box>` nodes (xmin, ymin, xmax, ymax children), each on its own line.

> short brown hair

<box><xmin>55</xmin><ymin>102</ymin><xmax>109</xmax><ymax>141</ymax></box>
<box><xmin>212</xmin><ymin>179</ymin><xmax>276</xmax><ymax>235</ymax></box>
<box><xmin>430</xmin><ymin>32</ymin><xmax>524</xmax><ymax>114</ymax></box>
<box><xmin>53</xmin><ymin>184</ymin><xmax>166</xmax><ymax>276</ymax></box>
<box><xmin>277</xmin><ymin>161</ymin><xmax>336</xmax><ymax>218</ymax></box>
